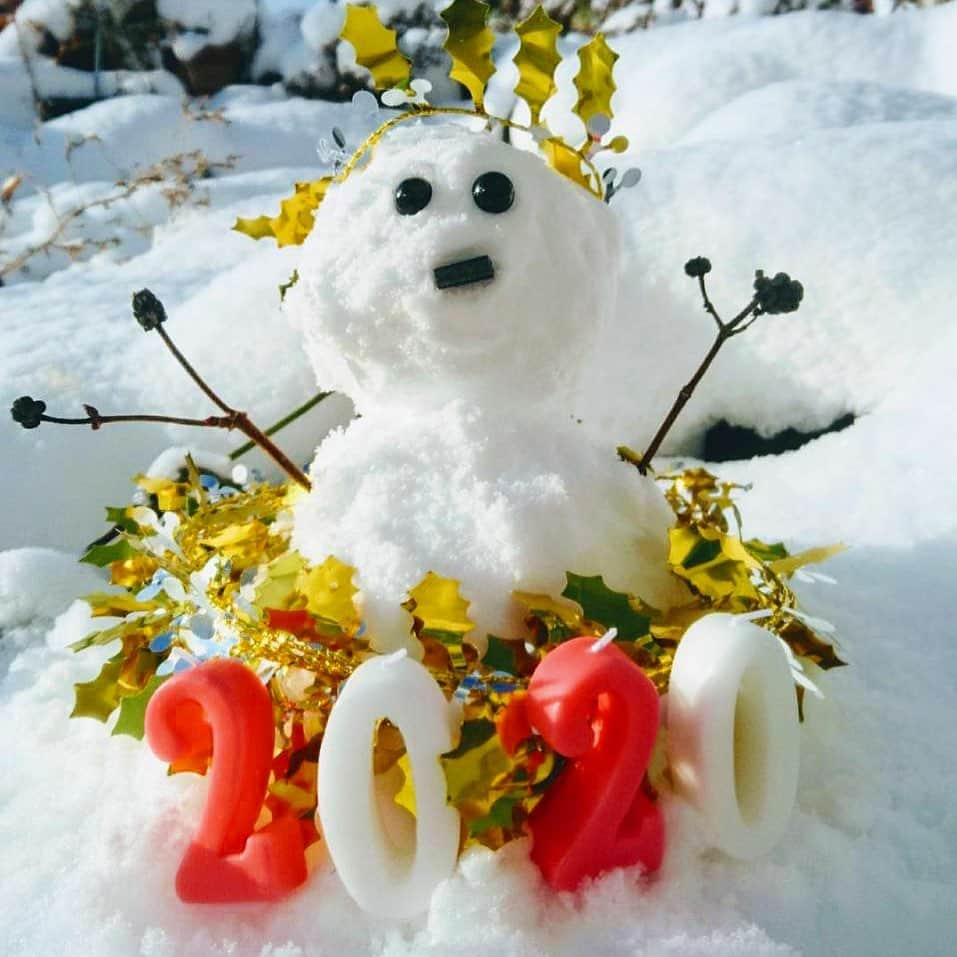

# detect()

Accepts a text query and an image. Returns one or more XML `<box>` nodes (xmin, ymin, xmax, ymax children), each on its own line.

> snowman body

<box><xmin>287</xmin><ymin>125</ymin><xmax>682</xmax><ymax>650</ymax></box>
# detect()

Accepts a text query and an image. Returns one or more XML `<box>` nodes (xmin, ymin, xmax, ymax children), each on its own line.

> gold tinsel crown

<box><xmin>234</xmin><ymin>1</ymin><xmax>631</xmax><ymax>247</ymax></box>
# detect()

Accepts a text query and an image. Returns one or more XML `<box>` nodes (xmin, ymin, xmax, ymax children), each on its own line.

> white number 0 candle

<box><xmin>317</xmin><ymin>650</ymin><xmax>462</xmax><ymax>918</ymax></box>
<box><xmin>666</xmin><ymin>614</ymin><xmax>800</xmax><ymax>860</ymax></box>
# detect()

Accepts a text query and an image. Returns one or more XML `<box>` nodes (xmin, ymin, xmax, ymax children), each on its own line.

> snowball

<box><xmin>293</xmin><ymin>401</ymin><xmax>683</xmax><ymax>649</ymax></box>
<box><xmin>287</xmin><ymin>125</ymin><xmax>619</xmax><ymax>412</ymax></box>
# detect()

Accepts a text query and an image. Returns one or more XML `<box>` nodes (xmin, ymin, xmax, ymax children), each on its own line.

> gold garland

<box><xmin>70</xmin><ymin>462</ymin><xmax>843</xmax><ymax>854</ymax></box>
<box><xmin>233</xmin><ymin>3</ymin><xmax>632</xmax><ymax>248</ymax></box>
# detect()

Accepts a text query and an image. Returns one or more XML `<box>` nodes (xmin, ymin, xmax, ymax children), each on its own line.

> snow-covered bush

<box><xmin>2</xmin><ymin>0</ymin><xmax>954</xmax><ymax>122</ymax></box>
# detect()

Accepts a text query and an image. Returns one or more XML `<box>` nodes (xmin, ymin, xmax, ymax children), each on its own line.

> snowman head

<box><xmin>287</xmin><ymin>125</ymin><xmax>621</xmax><ymax>414</ymax></box>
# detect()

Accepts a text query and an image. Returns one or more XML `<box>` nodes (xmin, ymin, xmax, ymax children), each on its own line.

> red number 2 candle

<box><xmin>525</xmin><ymin>635</ymin><xmax>665</xmax><ymax>891</ymax></box>
<box><xmin>145</xmin><ymin>658</ymin><xmax>308</xmax><ymax>902</ymax></box>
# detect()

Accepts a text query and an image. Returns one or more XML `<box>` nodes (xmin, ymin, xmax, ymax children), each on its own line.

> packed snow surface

<box><xmin>2</xmin><ymin>7</ymin><xmax>957</xmax><ymax>957</ymax></box>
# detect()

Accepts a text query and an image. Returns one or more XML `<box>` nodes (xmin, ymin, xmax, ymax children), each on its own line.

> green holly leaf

<box><xmin>468</xmin><ymin>794</ymin><xmax>520</xmax><ymax>836</ymax></box>
<box><xmin>279</xmin><ymin>269</ymin><xmax>300</xmax><ymax>302</ymax></box>
<box><xmin>105</xmin><ymin>506</ymin><xmax>140</xmax><ymax>534</ymax></box>
<box><xmin>482</xmin><ymin>635</ymin><xmax>520</xmax><ymax>675</ymax></box>
<box><xmin>744</xmin><ymin>538</ymin><xmax>789</xmax><ymax>564</ymax></box>
<box><xmin>561</xmin><ymin>572</ymin><xmax>652</xmax><ymax>643</ymax></box>
<box><xmin>441</xmin><ymin>718</ymin><xmax>507</xmax><ymax>804</ymax></box>
<box><xmin>678</xmin><ymin>536</ymin><xmax>723</xmax><ymax>569</ymax></box>
<box><xmin>112</xmin><ymin>675</ymin><xmax>170</xmax><ymax>739</ymax></box>
<box><xmin>80</xmin><ymin>538</ymin><xmax>136</xmax><ymax>567</ymax></box>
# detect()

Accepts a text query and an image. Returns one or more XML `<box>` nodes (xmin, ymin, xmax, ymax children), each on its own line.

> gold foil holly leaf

<box><xmin>572</xmin><ymin>33</ymin><xmax>618</xmax><ymax>133</ymax></box>
<box><xmin>71</xmin><ymin>656</ymin><xmax>126</xmax><ymax>722</ymax></box>
<box><xmin>442</xmin><ymin>0</ymin><xmax>496</xmax><ymax>112</ymax></box>
<box><xmin>659</xmin><ymin>468</ymin><xmax>748</xmax><ymax>532</ymax></box>
<box><xmin>231</xmin><ymin>214</ymin><xmax>275</xmax><ymax>241</ymax></box>
<box><xmin>340</xmin><ymin>3</ymin><xmax>412</xmax><ymax>91</ymax></box>
<box><xmin>197</xmin><ymin>519</ymin><xmax>271</xmax><ymax>567</ymax></box>
<box><xmin>234</xmin><ymin>178</ymin><xmax>332</xmax><ymax>247</ymax></box>
<box><xmin>178</xmin><ymin>485</ymin><xmax>292</xmax><ymax>570</ymax></box>
<box><xmin>269</xmin><ymin>774</ymin><xmax>319</xmax><ymax>815</ymax></box>
<box><xmin>442</xmin><ymin>701</ymin><xmax>559</xmax><ymax>847</ymax></box>
<box><xmin>254</xmin><ymin>551</ymin><xmax>308</xmax><ymax>611</ymax></box>
<box><xmin>443</xmin><ymin>718</ymin><xmax>503</xmax><ymax>802</ymax></box>
<box><xmin>110</xmin><ymin>555</ymin><xmax>159</xmax><ymax>589</ymax></box>
<box><xmin>72</xmin><ymin>580</ymin><xmax>174</xmax><ymax>653</ymax></box>
<box><xmin>69</xmin><ymin>614</ymin><xmax>168</xmax><ymax>654</ymax></box>
<box><xmin>468</xmin><ymin>794</ymin><xmax>521</xmax><ymax>837</ymax></box>
<box><xmin>668</xmin><ymin>525</ymin><xmax>761</xmax><ymax>607</ymax></box>
<box><xmin>403</xmin><ymin>572</ymin><xmax>476</xmax><ymax>671</ymax></box>
<box><xmin>442</xmin><ymin>715</ymin><xmax>521</xmax><ymax>846</ymax></box>
<box><xmin>393</xmin><ymin>752</ymin><xmax>417</xmax><ymax>817</ymax></box>
<box><xmin>71</xmin><ymin>645</ymin><xmax>162</xmax><ymax>722</ymax></box>
<box><xmin>296</xmin><ymin>556</ymin><xmax>361</xmax><ymax>637</ymax></box>
<box><xmin>513</xmin><ymin>5</ymin><xmax>562</xmax><ymax>127</ymax></box>
<box><xmin>768</xmin><ymin>543</ymin><xmax>847</xmax><ymax>578</ymax></box>
<box><xmin>134</xmin><ymin>475</ymin><xmax>191</xmax><ymax>513</ymax></box>
<box><xmin>541</xmin><ymin>137</ymin><xmax>598</xmax><ymax>197</ymax></box>
<box><xmin>513</xmin><ymin>589</ymin><xmax>583</xmax><ymax>645</ymax></box>
<box><xmin>84</xmin><ymin>592</ymin><xmax>155</xmax><ymax>619</ymax></box>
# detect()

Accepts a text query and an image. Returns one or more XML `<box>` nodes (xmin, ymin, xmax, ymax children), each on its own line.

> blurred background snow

<box><xmin>1</xmin><ymin>2</ymin><xmax>956</xmax><ymax>955</ymax></box>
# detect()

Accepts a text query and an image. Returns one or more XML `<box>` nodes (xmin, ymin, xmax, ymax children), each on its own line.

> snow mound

<box><xmin>679</xmin><ymin>79</ymin><xmax>957</xmax><ymax>144</ymax></box>
<box><xmin>584</xmin><ymin>115</ymin><xmax>957</xmax><ymax>456</ymax></box>
<box><xmin>2</xmin><ymin>7</ymin><xmax>957</xmax><ymax>956</ymax></box>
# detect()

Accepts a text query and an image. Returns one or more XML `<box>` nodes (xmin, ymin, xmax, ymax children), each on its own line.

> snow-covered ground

<box><xmin>2</xmin><ymin>7</ymin><xmax>956</xmax><ymax>956</ymax></box>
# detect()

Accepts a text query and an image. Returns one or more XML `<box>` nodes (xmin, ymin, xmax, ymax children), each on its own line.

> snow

<box><xmin>2</xmin><ymin>6</ymin><xmax>957</xmax><ymax>957</ymax></box>
<box><xmin>293</xmin><ymin>400</ymin><xmax>684</xmax><ymax>650</ymax></box>
<box><xmin>157</xmin><ymin>0</ymin><xmax>257</xmax><ymax>48</ymax></box>
<box><xmin>0</xmin><ymin>0</ymin><xmax>74</xmax><ymax>51</ymax></box>
<box><xmin>289</xmin><ymin>125</ymin><xmax>619</xmax><ymax>411</ymax></box>
<box><xmin>301</xmin><ymin>2</ymin><xmax>347</xmax><ymax>52</ymax></box>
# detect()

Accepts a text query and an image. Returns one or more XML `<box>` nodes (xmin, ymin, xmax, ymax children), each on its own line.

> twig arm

<box><xmin>155</xmin><ymin>325</ymin><xmax>233</xmax><ymax>414</ymax></box>
<box><xmin>621</xmin><ymin>255</ymin><xmax>804</xmax><ymax>476</ymax></box>
<box><xmin>13</xmin><ymin>289</ymin><xmax>314</xmax><ymax>491</ymax></box>
<box><xmin>628</xmin><ymin>324</ymin><xmax>736</xmax><ymax>475</ymax></box>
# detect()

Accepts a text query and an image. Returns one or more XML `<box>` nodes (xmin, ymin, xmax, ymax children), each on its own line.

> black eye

<box><xmin>395</xmin><ymin>177</ymin><xmax>432</xmax><ymax>216</ymax></box>
<box><xmin>472</xmin><ymin>171</ymin><xmax>514</xmax><ymax>214</ymax></box>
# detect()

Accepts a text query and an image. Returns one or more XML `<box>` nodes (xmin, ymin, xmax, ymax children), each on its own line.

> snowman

<box><xmin>287</xmin><ymin>120</ymin><xmax>803</xmax><ymax>883</ymax></box>
<box><xmin>285</xmin><ymin>122</ymin><xmax>686</xmax><ymax>656</ymax></box>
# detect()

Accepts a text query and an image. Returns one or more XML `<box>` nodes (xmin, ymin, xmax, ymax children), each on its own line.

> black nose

<box><xmin>434</xmin><ymin>255</ymin><xmax>495</xmax><ymax>290</ymax></box>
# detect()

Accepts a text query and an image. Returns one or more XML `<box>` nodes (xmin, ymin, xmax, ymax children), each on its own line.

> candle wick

<box><xmin>590</xmin><ymin>628</ymin><xmax>618</xmax><ymax>653</ymax></box>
